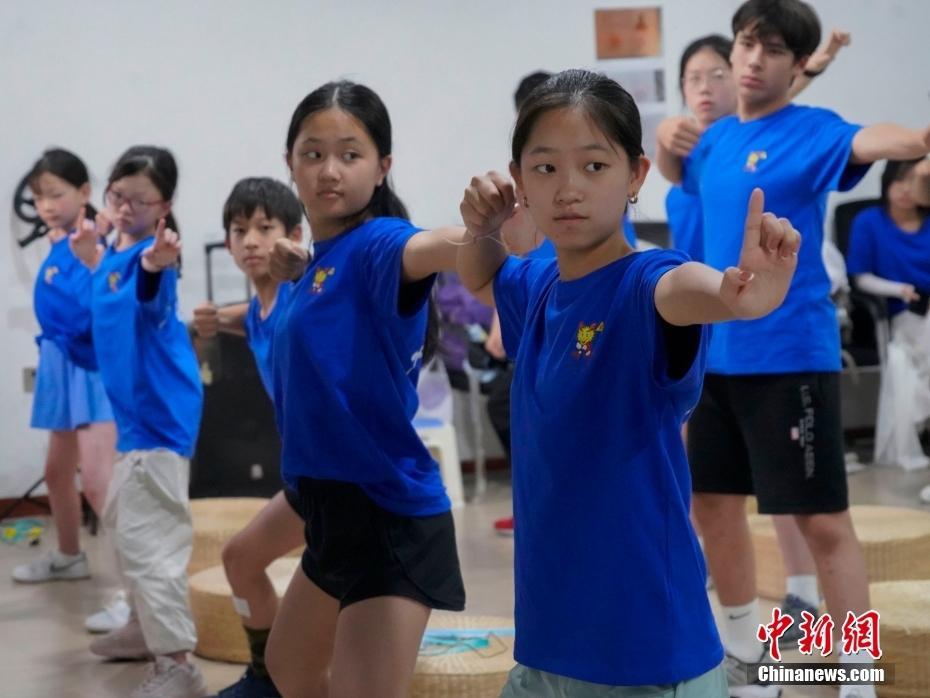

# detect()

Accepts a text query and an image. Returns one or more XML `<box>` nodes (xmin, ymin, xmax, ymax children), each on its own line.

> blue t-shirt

<box><xmin>847</xmin><ymin>206</ymin><xmax>930</xmax><ymax>316</ymax></box>
<box><xmin>493</xmin><ymin>249</ymin><xmax>722</xmax><ymax>686</ymax></box>
<box><xmin>244</xmin><ymin>283</ymin><xmax>292</xmax><ymax>399</ymax></box>
<box><xmin>525</xmin><ymin>214</ymin><xmax>637</xmax><ymax>260</ymax></box>
<box><xmin>666</xmin><ymin>185</ymin><xmax>703</xmax><ymax>263</ymax></box>
<box><xmin>683</xmin><ymin>104</ymin><xmax>869</xmax><ymax>374</ymax></box>
<box><xmin>34</xmin><ymin>236</ymin><xmax>97</xmax><ymax>370</ymax></box>
<box><xmin>92</xmin><ymin>238</ymin><xmax>203</xmax><ymax>456</ymax></box>
<box><xmin>271</xmin><ymin>217</ymin><xmax>449</xmax><ymax>516</ymax></box>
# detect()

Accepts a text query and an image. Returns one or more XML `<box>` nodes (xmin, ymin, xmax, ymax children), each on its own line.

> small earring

<box><xmin>628</xmin><ymin>193</ymin><xmax>639</xmax><ymax>204</ymax></box>
<box><xmin>523</xmin><ymin>196</ymin><xmax>529</xmax><ymax>208</ymax></box>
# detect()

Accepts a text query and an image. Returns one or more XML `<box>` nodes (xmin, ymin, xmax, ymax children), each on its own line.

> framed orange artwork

<box><xmin>594</xmin><ymin>7</ymin><xmax>662</xmax><ymax>59</ymax></box>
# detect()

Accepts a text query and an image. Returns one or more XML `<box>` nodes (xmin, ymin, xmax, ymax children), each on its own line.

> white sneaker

<box><xmin>132</xmin><ymin>657</ymin><xmax>208</xmax><ymax>698</ymax></box>
<box><xmin>85</xmin><ymin>591</ymin><xmax>131</xmax><ymax>633</ymax></box>
<box><xmin>724</xmin><ymin>647</ymin><xmax>782</xmax><ymax>697</ymax></box>
<box><xmin>12</xmin><ymin>550</ymin><xmax>90</xmax><ymax>583</ymax></box>
<box><xmin>839</xmin><ymin>687</ymin><xmax>875</xmax><ymax>698</ymax></box>
<box><xmin>90</xmin><ymin>611</ymin><xmax>152</xmax><ymax>660</ymax></box>
<box><xmin>920</xmin><ymin>484</ymin><xmax>930</xmax><ymax>504</ymax></box>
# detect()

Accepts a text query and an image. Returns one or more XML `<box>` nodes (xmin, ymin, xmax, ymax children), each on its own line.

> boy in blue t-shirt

<box><xmin>191</xmin><ymin>177</ymin><xmax>304</xmax><ymax>698</ymax></box>
<box><xmin>656</xmin><ymin>2</ymin><xmax>930</xmax><ymax>696</ymax></box>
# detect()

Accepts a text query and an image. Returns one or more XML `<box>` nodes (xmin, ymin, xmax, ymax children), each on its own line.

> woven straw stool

<box><xmin>410</xmin><ymin>613</ymin><xmax>515</xmax><ymax>698</ymax></box>
<box><xmin>190</xmin><ymin>557</ymin><xmax>300</xmax><ymax>663</ymax></box>
<box><xmin>189</xmin><ymin>497</ymin><xmax>276</xmax><ymax>574</ymax></box>
<box><xmin>871</xmin><ymin>580</ymin><xmax>930</xmax><ymax>698</ymax></box>
<box><xmin>749</xmin><ymin>505</ymin><xmax>930</xmax><ymax>600</ymax></box>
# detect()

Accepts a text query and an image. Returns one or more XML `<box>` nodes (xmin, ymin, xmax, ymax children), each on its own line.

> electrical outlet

<box><xmin>23</xmin><ymin>367</ymin><xmax>37</xmax><ymax>393</ymax></box>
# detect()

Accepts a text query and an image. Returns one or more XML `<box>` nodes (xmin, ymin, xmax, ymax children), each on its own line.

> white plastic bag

<box><xmin>415</xmin><ymin>358</ymin><xmax>454</xmax><ymax>424</ymax></box>
<box><xmin>874</xmin><ymin>312</ymin><xmax>930</xmax><ymax>471</ymax></box>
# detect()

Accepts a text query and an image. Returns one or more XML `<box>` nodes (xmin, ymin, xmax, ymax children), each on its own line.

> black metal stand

<box><xmin>0</xmin><ymin>476</ymin><xmax>52</xmax><ymax>522</ymax></box>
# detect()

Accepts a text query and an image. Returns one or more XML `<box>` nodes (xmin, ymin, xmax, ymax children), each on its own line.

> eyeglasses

<box><xmin>683</xmin><ymin>68</ymin><xmax>730</xmax><ymax>88</ymax></box>
<box><xmin>105</xmin><ymin>188</ymin><xmax>164</xmax><ymax>212</ymax></box>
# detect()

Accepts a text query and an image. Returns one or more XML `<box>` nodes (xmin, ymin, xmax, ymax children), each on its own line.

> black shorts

<box><xmin>283</xmin><ymin>486</ymin><xmax>301</xmax><ymax>516</ymax></box>
<box><xmin>688</xmin><ymin>372</ymin><xmax>848</xmax><ymax>515</ymax></box>
<box><xmin>297</xmin><ymin>477</ymin><xmax>466</xmax><ymax>611</ymax></box>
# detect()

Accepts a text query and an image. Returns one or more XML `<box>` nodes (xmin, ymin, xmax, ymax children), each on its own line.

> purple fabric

<box><xmin>435</xmin><ymin>272</ymin><xmax>493</xmax><ymax>371</ymax></box>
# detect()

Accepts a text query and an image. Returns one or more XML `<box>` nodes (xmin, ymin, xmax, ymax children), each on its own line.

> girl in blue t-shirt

<box><xmin>13</xmin><ymin>149</ymin><xmax>117</xmax><ymax>587</ymax></box>
<box><xmin>848</xmin><ymin>158</ymin><xmax>930</xmax><ymax>474</ymax></box>
<box><xmin>70</xmin><ymin>146</ymin><xmax>207</xmax><ymax>697</ymax></box>
<box><xmin>848</xmin><ymin>158</ymin><xmax>930</xmax><ymax>313</ymax></box>
<box><xmin>263</xmin><ymin>81</ymin><xmax>466</xmax><ymax>698</ymax></box>
<box><xmin>457</xmin><ymin>69</ymin><xmax>801</xmax><ymax>697</ymax></box>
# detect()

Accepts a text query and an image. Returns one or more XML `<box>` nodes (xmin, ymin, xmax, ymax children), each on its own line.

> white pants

<box><xmin>875</xmin><ymin>312</ymin><xmax>930</xmax><ymax>471</ymax></box>
<box><xmin>102</xmin><ymin>449</ymin><xmax>197</xmax><ymax>655</ymax></box>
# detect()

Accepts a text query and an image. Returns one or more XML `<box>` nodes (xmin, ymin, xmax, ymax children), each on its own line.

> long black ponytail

<box><xmin>286</xmin><ymin>81</ymin><xmax>439</xmax><ymax>363</ymax></box>
<box><xmin>285</xmin><ymin>81</ymin><xmax>409</xmax><ymax>223</ymax></box>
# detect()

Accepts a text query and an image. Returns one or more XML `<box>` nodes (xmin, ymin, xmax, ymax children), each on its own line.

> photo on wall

<box><xmin>594</xmin><ymin>7</ymin><xmax>662</xmax><ymax>59</ymax></box>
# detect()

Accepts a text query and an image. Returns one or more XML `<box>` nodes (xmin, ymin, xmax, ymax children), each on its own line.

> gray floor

<box><xmin>1</xmin><ymin>462</ymin><xmax>926</xmax><ymax>698</ymax></box>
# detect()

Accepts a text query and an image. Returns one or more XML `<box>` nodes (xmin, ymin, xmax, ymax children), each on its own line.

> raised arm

<box><xmin>69</xmin><ymin>207</ymin><xmax>109</xmax><ymax>270</ymax></box>
<box><xmin>193</xmin><ymin>302</ymin><xmax>249</xmax><ymax>338</ymax></box>
<box><xmin>655</xmin><ymin>189</ymin><xmax>800</xmax><ymax>325</ymax></box>
<box><xmin>140</xmin><ymin>219</ymin><xmax>181</xmax><ymax>273</ymax></box>
<box><xmin>655</xmin><ymin>116</ymin><xmax>703</xmax><ymax>184</ymax></box>
<box><xmin>851</xmin><ymin>123</ymin><xmax>930</xmax><ymax>165</ymax></box>
<box><xmin>788</xmin><ymin>29</ymin><xmax>850</xmax><ymax>100</ymax></box>
<box><xmin>455</xmin><ymin>172</ymin><xmax>515</xmax><ymax>307</ymax></box>
<box><xmin>401</xmin><ymin>226</ymin><xmax>467</xmax><ymax>282</ymax></box>
<box><xmin>914</xmin><ymin>159</ymin><xmax>930</xmax><ymax>207</ymax></box>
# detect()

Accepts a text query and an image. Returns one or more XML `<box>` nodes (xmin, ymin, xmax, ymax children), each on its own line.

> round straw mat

<box><xmin>749</xmin><ymin>505</ymin><xmax>930</xmax><ymax>600</ymax></box>
<box><xmin>190</xmin><ymin>557</ymin><xmax>300</xmax><ymax>663</ymax></box>
<box><xmin>410</xmin><ymin>613</ymin><xmax>515</xmax><ymax>698</ymax></box>
<box><xmin>871</xmin><ymin>580</ymin><xmax>930</xmax><ymax>698</ymax></box>
<box><xmin>190</xmin><ymin>497</ymin><xmax>294</xmax><ymax>574</ymax></box>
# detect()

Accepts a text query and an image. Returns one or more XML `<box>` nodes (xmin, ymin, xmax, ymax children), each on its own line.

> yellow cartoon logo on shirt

<box><xmin>573</xmin><ymin>321</ymin><xmax>605</xmax><ymax>359</ymax></box>
<box><xmin>310</xmin><ymin>267</ymin><xmax>335</xmax><ymax>294</ymax></box>
<box><xmin>108</xmin><ymin>271</ymin><xmax>121</xmax><ymax>292</ymax></box>
<box><xmin>744</xmin><ymin>150</ymin><xmax>768</xmax><ymax>172</ymax></box>
<box><xmin>44</xmin><ymin>266</ymin><xmax>59</xmax><ymax>284</ymax></box>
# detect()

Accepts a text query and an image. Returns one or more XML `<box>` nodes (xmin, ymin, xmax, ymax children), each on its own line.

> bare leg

<box><xmin>44</xmin><ymin>431</ymin><xmax>81</xmax><ymax>555</ymax></box>
<box><xmin>794</xmin><ymin>512</ymin><xmax>870</xmax><ymax>619</ymax></box>
<box><xmin>266</xmin><ymin>569</ymin><xmax>340</xmax><ymax>698</ymax></box>
<box><xmin>328</xmin><ymin>596</ymin><xmax>430</xmax><ymax>698</ymax></box>
<box><xmin>692</xmin><ymin>492</ymin><xmax>755</xmax><ymax>604</ymax></box>
<box><xmin>75</xmin><ymin>421</ymin><xmax>117</xmax><ymax>516</ymax></box>
<box><xmin>222</xmin><ymin>491</ymin><xmax>305</xmax><ymax>630</ymax></box>
<box><xmin>773</xmin><ymin>515</ymin><xmax>817</xmax><ymax>577</ymax></box>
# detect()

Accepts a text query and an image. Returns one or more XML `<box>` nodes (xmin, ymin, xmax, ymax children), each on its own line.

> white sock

<box><xmin>785</xmin><ymin>574</ymin><xmax>819</xmax><ymax>607</ymax></box>
<box><xmin>721</xmin><ymin>599</ymin><xmax>762</xmax><ymax>663</ymax></box>
<box><xmin>839</xmin><ymin>651</ymin><xmax>876</xmax><ymax>698</ymax></box>
<box><xmin>52</xmin><ymin>549</ymin><xmax>83</xmax><ymax>563</ymax></box>
<box><xmin>840</xmin><ymin>648</ymin><xmax>875</xmax><ymax>665</ymax></box>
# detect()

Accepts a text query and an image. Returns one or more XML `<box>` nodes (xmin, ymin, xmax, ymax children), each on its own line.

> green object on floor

<box><xmin>1</xmin><ymin>519</ymin><xmax>44</xmax><ymax>544</ymax></box>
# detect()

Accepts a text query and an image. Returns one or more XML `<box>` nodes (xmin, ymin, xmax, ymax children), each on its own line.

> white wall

<box><xmin>2</xmin><ymin>0</ymin><xmax>928</xmax><ymax>497</ymax></box>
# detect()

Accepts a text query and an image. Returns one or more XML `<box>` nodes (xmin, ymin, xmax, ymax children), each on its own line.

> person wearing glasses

<box><xmin>70</xmin><ymin>146</ymin><xmax>207</xmax><ymax>698</ymax></box>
